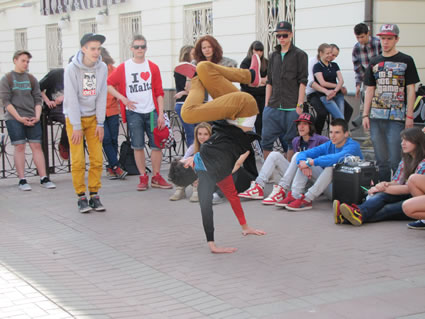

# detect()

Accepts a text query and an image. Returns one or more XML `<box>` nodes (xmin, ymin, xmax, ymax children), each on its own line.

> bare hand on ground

<box><xmin>242</xmin><ymin>226</ymin><xmax>266</xmax><ymax>236</ymax></box>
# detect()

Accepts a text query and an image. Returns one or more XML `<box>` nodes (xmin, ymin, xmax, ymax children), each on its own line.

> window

<box><xmin>15</xmin><ymin>28</ymin><xmax>27</xmax><ymax>51</ymax></box>
<box><xmin>256</xmin><ymin>0</ymin><xmax>295</xmax><ymax>56</ymax></box>
<box><xmin>119</xmin><ymin>12</ymin><xmax>141</xmax><ymax>62</ymax></box>
<box><xmin>184</xmin><ymin>3</ymin><xmax>213</xmax><ymax>45</ymax></box>
<box><xmin>46</xmin><ymin>24</ymin><xmax>63</xmax><ymax>69</ymax></box>
<box><xmin>79</xmin><ymin>18</ymin><xmax>97</xmax><ymax>39</ymax></box>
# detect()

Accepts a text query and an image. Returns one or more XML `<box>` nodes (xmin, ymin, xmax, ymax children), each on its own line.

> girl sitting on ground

<box><xmin>334</xmin><ymin>127</ymin><xmax>425</xmax><ymax>226</ymax></box>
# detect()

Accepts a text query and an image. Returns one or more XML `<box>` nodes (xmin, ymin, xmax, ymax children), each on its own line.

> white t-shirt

<box><xmin>306</xmin><ymin>56</ymin><xmax>318</xmax><ymax>96</ymax></box>
<box><xmin>125</xmin><ymin>59</ymin><xmax>155</xmax><ymax>114</ymax></box>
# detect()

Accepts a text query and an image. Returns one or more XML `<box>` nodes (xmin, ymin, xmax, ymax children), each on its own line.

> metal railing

<box><xmin>0</xmin><ymin>89</ymin><xmax>188</xmax><ymax>179</ymax></box>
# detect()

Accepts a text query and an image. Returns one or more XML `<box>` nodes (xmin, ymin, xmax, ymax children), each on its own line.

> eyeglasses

<box><xmin>276</xmin><ymin>34</ymin><xmax>289</xmax><ymax>39</ymax></box>
<box><xmin>133</xmin><ymin>45</ymin><xmax>146</xmax><ymax>49</ymax></box>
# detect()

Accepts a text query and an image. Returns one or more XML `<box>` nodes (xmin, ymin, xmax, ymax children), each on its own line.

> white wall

<box><xmin>295</xmin><ymin>0</ymin><xmax>365</xmax><ymax>94</ymax></box>
<box><xmin>374</xmin><ymin>0</ymin><xmax>425</xmax><ymax>85</ymax></box>
<box><xmin>0</xmin><ymin>0</ymin><xmax>258</xmax><ymax>89</ymax></box>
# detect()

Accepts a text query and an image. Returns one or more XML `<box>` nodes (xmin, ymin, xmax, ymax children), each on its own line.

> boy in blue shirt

<box><xmin>285</xmin><ymin>118</ymin><xmax>363</xmax><ymax>210</ymax></box>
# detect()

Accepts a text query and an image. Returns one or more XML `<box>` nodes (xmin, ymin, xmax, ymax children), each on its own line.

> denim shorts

<box><xmin>6</xmin><ymin>119</ymin><xmax>42</xmax><ymax>145</ymax></box>
<box><xmin>261</xmin><ymin>107</ymin><xmax>298</xmax><ymax>151</ymax></box>
<box><xmin>126</xmin><ymin>110</ymin><xmax>159</xmax><ymax>150</ymax></box>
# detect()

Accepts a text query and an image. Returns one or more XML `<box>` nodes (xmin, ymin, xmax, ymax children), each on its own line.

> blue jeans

<box><xmin>319</xmin><ymin>93</ymin><xmax>344</xmax><ymax>119</ymax></box>
<box><xmin>370</xmin><ymin>119</ymin><xmax>404</xmax><ymax>181</ymax></box>
<box><xmin>175</xmin><ymin>102</ymin><xmax>195</xmax><ymax>147</ymax></box>
<box><xmin>6</xmin><ymin>119</ymin><xmax>42</xmax><ymax>145</ymax></box>
<box><xmin>126</xmin><ymin>110</ymin><xmax>159</xmax><ymax>150</ymax></box>
<box><xmin>103</xmin><ymin>114</ymin><xmax>120</xmax><ymax>168</ymax></box>
<box><xmin>261</xmin><ymin>107</ymin><xmax>298</xmax><ymax>151</ymax></box>
<box><xmin>359</xmin><ymin>192</ymin><xmax>412</xmax><ymax>223</ymax></box>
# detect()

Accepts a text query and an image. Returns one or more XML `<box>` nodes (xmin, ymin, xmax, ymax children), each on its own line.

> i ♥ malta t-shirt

<box><xmin>125</xmin><ymin>59</ymin><xmax>155</xmax><ymax>114</ymax></box>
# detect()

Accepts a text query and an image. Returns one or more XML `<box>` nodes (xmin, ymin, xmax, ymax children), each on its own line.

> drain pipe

<box><xmin>365</xmin><ymin>0</ymin><xmax>374</xmax><ymax>34</ymax></box>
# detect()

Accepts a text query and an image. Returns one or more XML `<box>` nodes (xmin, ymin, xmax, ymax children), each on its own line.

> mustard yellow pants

<box><xmin>181</xmin><ymin>61</ymin><xmax>258</xmax><ymax>124</ymax></box>
<box><xmin>66</xmin><ymin>116</ymin><xmax>103</xmax><ymax>195</ymax></box>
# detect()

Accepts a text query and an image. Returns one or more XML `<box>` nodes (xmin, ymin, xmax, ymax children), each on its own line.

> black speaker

<box><xmin>332</xmin><ymin>162</ymin><xmax>379</xmax><ymax>205</ymax></box>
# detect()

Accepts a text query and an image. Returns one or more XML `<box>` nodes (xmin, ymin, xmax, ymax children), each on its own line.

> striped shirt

<box><xmin>352</xmin><ymin>36</ymin><xmax>382</xmax><ymax>87</ymax></box>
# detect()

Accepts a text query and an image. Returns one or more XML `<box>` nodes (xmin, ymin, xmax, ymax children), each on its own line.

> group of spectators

<box><xmin>1</xmin><ymin>19</ymin><xmax>424</xmax><ymax>253</ymax></box>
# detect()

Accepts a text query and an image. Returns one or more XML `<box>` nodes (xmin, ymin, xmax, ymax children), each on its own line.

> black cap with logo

<box><xmin>80</xmin><ymin>33</ymin><xmax>106</xmax><ymax>47</ymax></box>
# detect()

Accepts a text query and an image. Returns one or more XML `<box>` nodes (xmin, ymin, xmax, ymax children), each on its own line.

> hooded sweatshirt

<box><xmin>63</xmin><ymin>50</ymin><xmax>108</xmax><ymax>130</ymax></box>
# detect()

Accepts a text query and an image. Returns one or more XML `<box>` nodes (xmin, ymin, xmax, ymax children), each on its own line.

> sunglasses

<box><xmin>276</xmin><ymin>34</ymin><xmax>289</xmax><ymax>39</ymax></box>
<box><xmin>133</xmin><ymin>45</ymin><xmax>146</xmax><ymax>49</ymax></box>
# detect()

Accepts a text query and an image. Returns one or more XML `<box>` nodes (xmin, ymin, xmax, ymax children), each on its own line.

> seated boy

<box><xmin>239</xmin><ymin>112</ymin><xmax>328</xmax><ymax>205</ymax></box>
<box><xmin>286</xmin><ymin>118</ymin><xmax>363</xmax><ymax>210</ymax></box>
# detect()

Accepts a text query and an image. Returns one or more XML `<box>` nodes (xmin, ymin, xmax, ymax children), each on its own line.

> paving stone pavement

<box><xmin>1</xmin><ymin>171</ymin><xmax>425</xmax><ymax>319</ymax></box>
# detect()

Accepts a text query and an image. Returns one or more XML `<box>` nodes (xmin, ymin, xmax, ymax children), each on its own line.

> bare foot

<box><xmin>208</xmin><ymin>242</ymin><xmax>237</xmax><ymax>254</ymax></box>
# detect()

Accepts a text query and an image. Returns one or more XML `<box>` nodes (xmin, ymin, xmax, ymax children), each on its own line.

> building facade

<box><xmin>0</xmin><ymin>0</ymin><xmax>422</xmax><ymax>91</ymax></box>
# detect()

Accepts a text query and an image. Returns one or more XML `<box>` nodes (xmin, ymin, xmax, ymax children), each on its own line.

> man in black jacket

<box><xmin>262</xmin><ymin>21</ymin><xmax>308</xmax><ymax>161</ymax></box>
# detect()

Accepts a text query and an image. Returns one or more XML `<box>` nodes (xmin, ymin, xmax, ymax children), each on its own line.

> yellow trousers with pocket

<box><xmin>66</xmin><ymin>116</ymin><xmax>103</xmax><ymax>195</ymax></box>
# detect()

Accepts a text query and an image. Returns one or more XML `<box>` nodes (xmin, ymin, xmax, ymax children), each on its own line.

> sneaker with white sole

<box><xmin>78</xmin><ymin>196</ymin><xmax>91</xmax><ymax>213</ymax></box>
<box><xmin>407</xmin><ymin>220</ymin><xmax>425</xmax><ymax>230</ymax></box>
<box><xmin>212</xmin><ymin>192</ymin><xmax>224</xmax><ymax>205</ymax></box>
<box><xmin>262</xmin><ymin>185</ymin><xmax>285</xmax><ymax>205</ymax></box>
<box><xmin>40</xmin><ymin>177</ymin><xmax>56</xmax><ymax>189</ymax></box>
<box><xmin>18</xmin><ymin>179</ymin><xmax>31</xmax><ymax>191</ymax></box>
<box><xmin>89</xmin><ymin>195</ymin><xmax>106</xmax><ymax>212</ymax></box>
<box><xmin>286</xmin><ymin>194</ymin><xmax>313</xmax><ymax>211</ymax></box>
<box><xmin>238</xmin><ymin>181</ymin><xmax>264</xmax><ymax>199</ymax></box>
<box><xmin>275</xmin><ymin>191</ymin><xmax>295</xmax><ymax>208</ymax></box>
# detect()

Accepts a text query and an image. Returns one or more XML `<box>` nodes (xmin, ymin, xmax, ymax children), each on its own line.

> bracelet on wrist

<box><xmin>406</xmin><ymin>115</ymin><xmax>414</xmax><ymax>120</ymax></box>
<box><xmin>296</xmin><ymin>103</ymin><xmax>303</xmax><ymax>108</ymax></box>
<box><xmin>362</xmin><ymin>114</ymin><xmax>369</xmax><ymax>118</ymax></box>
<box><xmin>306</xmin><ymin>159</ymin><xmax>312</xmax><ymax>167</ymax></box>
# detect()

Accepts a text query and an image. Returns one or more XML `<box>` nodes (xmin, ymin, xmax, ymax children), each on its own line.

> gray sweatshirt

<box><xmin>63</xmin><ymin>50</ymin><xmax>107</xmax><ymax>130</ymax></box>
<box><xmin>0</xmin><ymin>71</ymin><xmax>42</xmax><ymax>121</ymax></box>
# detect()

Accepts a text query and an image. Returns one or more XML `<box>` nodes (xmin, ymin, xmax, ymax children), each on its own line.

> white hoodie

<box><xmin>63</xmin><ymin>50</ymin><xmax>107</xmax><ymax>130</ymax></box>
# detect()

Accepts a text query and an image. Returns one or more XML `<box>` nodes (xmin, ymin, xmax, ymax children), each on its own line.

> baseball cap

<box><xmin>153</xmin><ymin>126</ymin><xmax>170</xmax><ymax>149</ymax></box>
<box><xmin>80</xmin><ymin>33</ymin><xmax>106</xmax><ymax>47</ymax></box>
<box><xmin>377</xmin><ymin>24</ymin><xmax>399</xmax><ymax>37</ymax></box>
<box><xmin>274</xmin><ymin>21</ymin><xmax>292</xmax><ymax>32</ymax></box>
<box><xmin>294</xmin><ymin>113</ymin><xmax>315</xmax><ymax>124</ymax></box>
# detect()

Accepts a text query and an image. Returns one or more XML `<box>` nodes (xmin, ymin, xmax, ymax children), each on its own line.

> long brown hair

<box><xmin>247</xmin><ymin>40</ymin><xmax>268</xmax><ymax>73</ymax></box>
<box><xmin>179</xmin><ymin>45</ymin><xmax>194</xmax><ymax>63</ymax></box>
<box><xmin>100</xmin><ymin>47</ymin><xmax>114</xmax><ymax>65</ymax></box>
<box><xmin>193</xmin><ymin>35</ymin><xmax>223</xmax><ymax>64</ymax></box>
<box><xmin>193</xmin><ymin>122</ymin><xmax>212</xmax><ymax>153</ymax></box>
<box><xmin>400</xmin><ymin>127</ymin><xmax>425</xmax><ymax>183</ymax></box>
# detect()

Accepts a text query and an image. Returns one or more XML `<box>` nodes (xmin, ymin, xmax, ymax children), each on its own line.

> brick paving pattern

<box><xmin>1</xmin><ymin>172</ymin><xmax>425</xmax><ymax>318</ymax></box>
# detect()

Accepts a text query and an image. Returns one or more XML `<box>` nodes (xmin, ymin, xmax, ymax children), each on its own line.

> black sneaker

<box><xmin>407</xmin><ymin>220</ymin><xmax>425</xmax><ymax>230</ymax></box>
<box><xmin>40</xmin><ymin>177</ymin><xmax>56</xmax><ymax>189</ymax></box>
<box><xmin>78</xmin><ymin>196</ymin><xmax>91</xmax><ymax>213</ymax></box>
<box><xmin>89</xmin><ymin>195</ymin><xmax>106</xmax><ymax>212</ymax></box>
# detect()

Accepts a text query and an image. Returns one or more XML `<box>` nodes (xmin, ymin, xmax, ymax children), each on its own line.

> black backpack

<box><xmin>119</xmin><ymin>138</ymin><xmax>140</xmax><ymax>175</ymax></box>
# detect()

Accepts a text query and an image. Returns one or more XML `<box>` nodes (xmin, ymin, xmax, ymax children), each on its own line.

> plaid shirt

<box><xmin>392</xmin><ymin>159</ymin><xmax>425</xmax><ymax>184</ymax></box>
<box><xmin>352</xmin><ymin>36</ymin><xmax>382</xmax><ymax>87</ymax></box>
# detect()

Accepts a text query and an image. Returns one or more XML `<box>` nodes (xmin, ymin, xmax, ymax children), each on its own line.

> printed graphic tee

<box><xmin>364</xmin><ymin>52</ymin><xmax>419</xmax><ymax>121</ymax></box>
<box><xmin>125</xmin><ymin>59</ymin><xmax>155</xmax><ymax>114</ymax></box>
<box><xmin>83</xmin><ymin>72</ymin><xmax>97</xmax><ymax>96</ymax></box>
